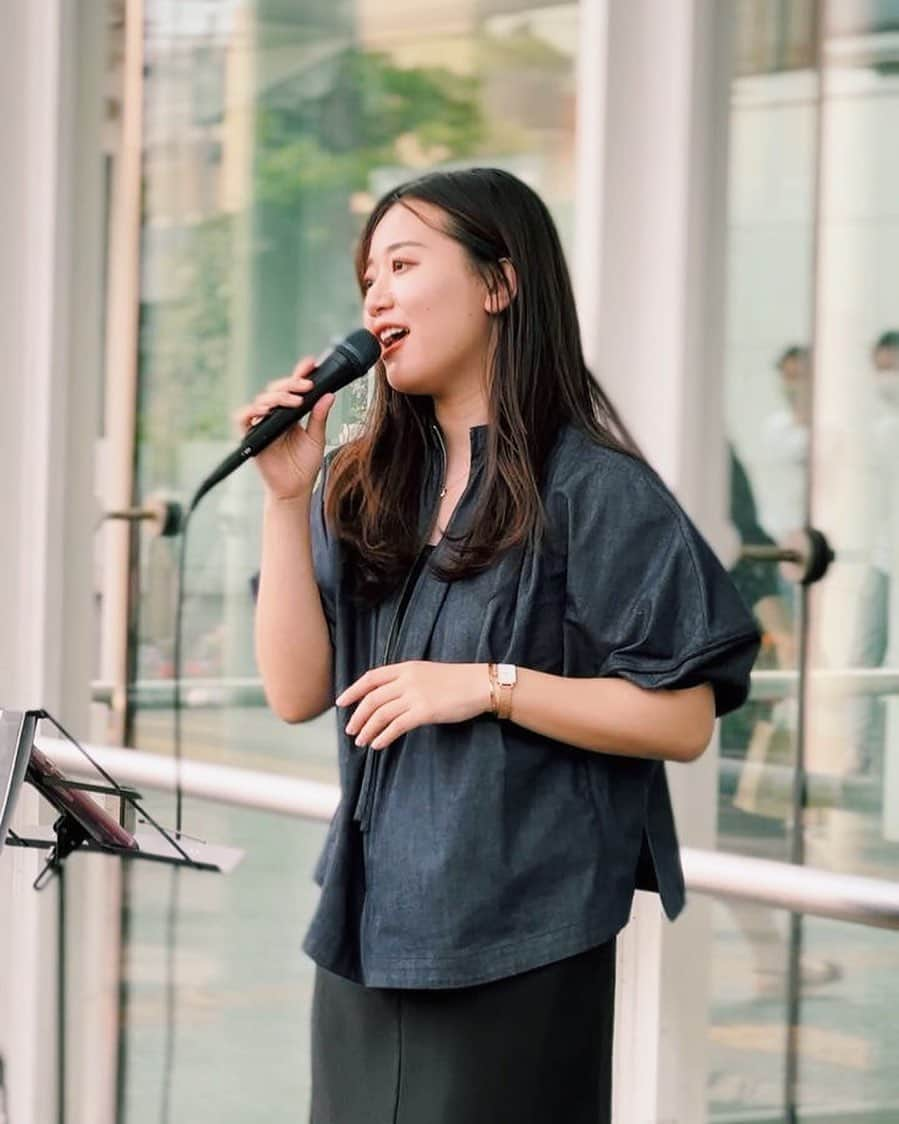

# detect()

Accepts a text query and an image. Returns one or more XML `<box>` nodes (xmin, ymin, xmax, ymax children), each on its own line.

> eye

<box><xmin>392</xmin><ymin>259</ymin><xmax>412</xmax><ymax>274</ymax></box>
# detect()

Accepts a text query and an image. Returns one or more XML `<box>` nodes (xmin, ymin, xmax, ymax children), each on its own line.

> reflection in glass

<box><xmin>715</xmin><ymin>3</ymin><xmax>899</xmax><ymax>1119</ymax></box>
<box><xmin>714</xmin><ymin>3</ymin><xmax>819</xmax><ymax>1116</ymax></box>
<box><xmin>808</xmin><ymin>1</ymin><xmax>899</xmax><ymax>879</ymax></box>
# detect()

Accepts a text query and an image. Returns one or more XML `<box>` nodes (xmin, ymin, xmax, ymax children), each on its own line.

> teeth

<box><xmin>380</xmin><ymin>327</ymin><xmax>407</xmax><ymax>346</ymax></box>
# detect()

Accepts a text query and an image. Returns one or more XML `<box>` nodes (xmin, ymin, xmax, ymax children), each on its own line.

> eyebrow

<box><xmin>365</xmin><ymin>240</ymin><xmax>426</xmax><ymax>269</ymax></box>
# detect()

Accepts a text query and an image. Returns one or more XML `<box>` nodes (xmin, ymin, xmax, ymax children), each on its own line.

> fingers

<box><xmin>344</xmin><ymin>679</ymin><xmax>401</xmax><ymax>737</ymax></box>
<box><xmin>233</xmin><ymin>386</ymin><xmax>336</xmax><ymax>439</ymax></box>
<box><xmin>344</xmin><ymin>677</ymin><xmax>413</xmax><ymax>749</ymax></box>
<box><xmin>266</xmin><ymin>360</ymin><xmax>317</xmax><ymax>395</ymax></box>
<box><xmin>232</xmin><ymin>348</ymin><xmax>346</xmax><ymax>436</ymax></box>
<box><xmin>351</xmin><ymin>698</ymin><xmax>410</xmax><ymax>749</ymax></box>
<box><xmin>233</xmin><ymin>361</ymin><xmax>316</xmax><ymax>434</ymax></box>
<box><xmin>289</xmin><ymin>355</ymin><xmax>318</xmax><ymax>381</ymax></box>
<box><xmin>369</xmin><ymin>715</ymin><xmax>409</xmax><ymax>750</ymax></box>
<box><xmin>233</xmin><ymin>389</ymin><xmax>305</xmax><ymax>433</ymax></box>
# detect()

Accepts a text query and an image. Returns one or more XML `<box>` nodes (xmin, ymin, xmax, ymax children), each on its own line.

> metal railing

<box><xmin>37</xmin><ymin>736</ymin><xmax>899</xmax><ymax>932</ymax></box>
<box><xmin>89</xmin><ymin>666</ymin><xmax>899</xmax><ymax>710</ymax></box>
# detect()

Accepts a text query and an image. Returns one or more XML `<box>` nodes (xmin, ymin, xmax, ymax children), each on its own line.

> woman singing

<box><xmin>241</xmin><ymin>167</ymin><xmax>760</xmax><ymax>1123</ymax></box>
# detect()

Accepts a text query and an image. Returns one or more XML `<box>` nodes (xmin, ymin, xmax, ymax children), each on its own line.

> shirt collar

<box><xmin>428</xmin><ymin>422</ymin><xmax>489</xmax><ymax>462</ymax></box>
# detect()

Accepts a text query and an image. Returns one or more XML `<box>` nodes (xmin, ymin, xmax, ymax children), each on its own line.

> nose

<box><xmin>364</xmin><ymin>273</ymin><xmax>394</xmax><ymax>319</ymax></box>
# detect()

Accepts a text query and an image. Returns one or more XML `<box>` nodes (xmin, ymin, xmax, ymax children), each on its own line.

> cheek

<box><xmin>396</xmin><ymin>277</ymin><xmax>490</xmax><ymax>369</ymax></box>
<box><xmin>420</xmin><ymin>287</ymin><xmax>488</xmax><ymax>345</ymax></box>
<box><xmin>411</xmin><ymin>271</ymin><xmax>480</xmax><ymax>318</ymax></box>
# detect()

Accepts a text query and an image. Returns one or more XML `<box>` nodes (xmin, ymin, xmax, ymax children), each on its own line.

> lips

<box><xmin>381</xmin><ymin>334</ymin><xmax>408</xmax><ymax>357</ymax></box>
<box><xmin>376</xmin><ymin>325</ymin><xmax>410</xmax><ymax>357</ymax></box>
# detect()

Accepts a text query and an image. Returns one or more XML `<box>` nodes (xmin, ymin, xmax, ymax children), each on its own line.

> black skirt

<box><xmin>309</xmin><ymin>939</ymin><xmax>616</xmax><ymax>1124</ymax></box>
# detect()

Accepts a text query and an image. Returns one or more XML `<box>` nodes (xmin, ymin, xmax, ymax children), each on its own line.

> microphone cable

<box><xmin>158</xmin><ymin>498</ymin><xmax>194</xmax><ymax>1124</ymax></box>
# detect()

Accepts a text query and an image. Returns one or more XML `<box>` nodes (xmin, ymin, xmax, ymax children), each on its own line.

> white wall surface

<box><xmin>0</xmin><ymin>2</ymin><xmax>111</xmax><ymax>1121</ymax></box>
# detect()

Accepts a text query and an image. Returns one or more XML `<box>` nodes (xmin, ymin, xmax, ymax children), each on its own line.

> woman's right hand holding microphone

<box><xmin>233</xmin><ymin>357</ymin><xmax>337</xmax><ymax>501</ymax></box>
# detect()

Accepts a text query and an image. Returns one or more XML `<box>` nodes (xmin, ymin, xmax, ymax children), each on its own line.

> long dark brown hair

<box><xmin>325</xmin><ymin>167</ymin><xmax>640</xmax><ymax>607</ymax></box>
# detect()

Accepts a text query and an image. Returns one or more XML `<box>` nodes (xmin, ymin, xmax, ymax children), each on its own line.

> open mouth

<box><xmin>378</xmin><ymin>327</ymin><xmax>409</xmax><ymax>356</ymax></box>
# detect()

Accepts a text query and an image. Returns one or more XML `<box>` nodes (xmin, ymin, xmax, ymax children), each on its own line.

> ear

<box><xmin>484</xmin><ymin>258</ymin><xmax>518</xmax><ymax>315</ymax></box>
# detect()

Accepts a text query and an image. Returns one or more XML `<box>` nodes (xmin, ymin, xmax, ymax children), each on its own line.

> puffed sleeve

<box><xmin>562</xmin><ymin>451</ymin><xmax>761</xmax><ymax>717</ymax></box>
<box><xmin>249</xmin><ymin>449</ymin><xmax>339</xmax><ymax>651</ymax></box>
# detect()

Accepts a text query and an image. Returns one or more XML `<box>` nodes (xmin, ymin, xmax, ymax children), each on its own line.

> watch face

<box><xmin>497</xmin><ymin>663</ymin><xmax>517</xmax><ymax>686</ymax></box>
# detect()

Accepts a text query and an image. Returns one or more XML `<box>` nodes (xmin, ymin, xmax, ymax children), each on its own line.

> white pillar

<box><xmin>99</xmin><ymin>0</ymin><xmax>145</xmax><ymax>743</ymax></box>
<box><xmin>0</xmin><ymin>2</ymin><xmax>115</xmax><ymax>1122</ymax></box>
<box><xmin>572</xmin><ymin>0</ymin><xmax>609</xmax><ymax>371</ymax></box>
<box><xmin>577</xmin><ymin>3</ymin><xmax>735</xmax><ymax>1120</ymax></box>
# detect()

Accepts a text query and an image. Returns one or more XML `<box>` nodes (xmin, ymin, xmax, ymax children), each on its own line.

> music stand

<box><xmin>1</xmin><ymin>708</ymin><xmax>243</xmax><ymax>888</ymax></box>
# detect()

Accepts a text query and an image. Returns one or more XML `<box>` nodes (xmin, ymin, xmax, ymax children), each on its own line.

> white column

<box><xmin>572</xmin><ymin>0</ymin><xmax>609</xmax><ymax>371</ymax></box>
<box><xmin>575</xmin><ymin>3</ymin><xmax>736</xmax><ymax>1120</ymax></box>
<box><xmin>0</xmin><ymin>2</ymin><xmax>115</xmax><ymax>1122</ymax></box>
<box><xmin>99</xmin><ymin>0</ymin><xmax>145</xmax><ymax>743</ymax></box>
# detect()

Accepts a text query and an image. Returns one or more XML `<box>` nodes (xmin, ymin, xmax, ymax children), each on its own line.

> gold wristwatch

<box><xmin>488</xmin><ymin>662</ymin><xmax>517</xmax><ymax>720</ymax></box>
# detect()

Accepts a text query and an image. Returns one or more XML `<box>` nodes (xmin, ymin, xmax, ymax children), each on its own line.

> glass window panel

<box><xmin>719</xmin><ymin>12</ymin><xmax>819</xmax><ymax>869</ymax></box>
<box><xmin>806</xmin><ymin>1</ymin><xmax>899</xmax><ymax>886</ymax></box>
<box><xmin>708</xmin><ymin>901</ymin><xmax>790</xmax><ymax>1116</ymax></box>
<box><xmin>111</xmin><ymin>796</ymin><xmax>328</xmax><ymax>1121</ymax></box>
<box><xmin>713</xmin><ymin>4</ymin><xmax>820</xmax><ymax>1117</ymax></box>
<box><xmin>123</xmin><ymin>1</ymin><xmax>582</xmax><ymax>1118</ymax></box>
<box><xmin>797</xmin><ymin>916</ymin><xmax>899</xmax><ymax>1117</ymax></box>
<box><xmin>133</xmin><ymin>0</ymin><xmax>581</xmax><ymax>777</ymax></box>
<box><xmin>714</xmin><ymin>6</ymin><xmax>899</xmax><ymax>1121</ymax></box>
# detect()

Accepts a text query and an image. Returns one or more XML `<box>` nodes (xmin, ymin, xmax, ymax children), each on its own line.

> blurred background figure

<box><xmin>722</xmin><ymin>446</ymin><xmax>795</xmax><ymax>834</ymax></box>
<box><xmin>721</xmin><ymin>447</ymin><xmax>840</xmax><ymax>996</ymax></box>
<box><xmin>849</xmin><ymin>330</ymin><xmax>899</xmax><ymax>777</ymax></box>
<box><xmin>757</xmin><ymin>345</ymin><xmax>811</xmax><ymax>547</ymax></box>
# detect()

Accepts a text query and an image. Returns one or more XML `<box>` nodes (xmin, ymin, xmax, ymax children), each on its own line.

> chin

<box><xmin>384</xmin><ymin>364</ymin><xmax>437</xmax><ymax>397</ymax></box>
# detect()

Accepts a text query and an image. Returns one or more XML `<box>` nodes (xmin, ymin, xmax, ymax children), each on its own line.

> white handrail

<box><xmin>36</xmin><ymin>736</ymin><xmax>339</xmax><ymax>821</ymax></box>
<box><xmin>750</xmin><ymin>667</ymin><xmax>899</xmax><ymax>700</ymax></box>
<box><xmin>679</xmin><ymin>848</ymin><xmax>899</xmax><ymax>931</ymax></box>
<box><xmin>89</xmin><ymin>666</ymin><xmax>899</xmax><ymax>708</ymax></box>
<box><xmin>36</xmin><ymin>736</ymin><xmax>899</xmax><ymax>931</ymax></box>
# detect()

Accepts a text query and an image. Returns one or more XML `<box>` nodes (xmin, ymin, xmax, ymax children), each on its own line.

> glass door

<box><xmin>712</xmin><ymin>2</ymin><xmax>899</xmax><ymax>1119</ymax></box>
<box><xmin>795</xmin><ymin>1</ymin><xmax>899</xmax><ymax>1117</ymax></box>
<box><xmin>713</xmin><ymin>3</ymin><xmax>818</xmax><ymax>1115</ymax></box>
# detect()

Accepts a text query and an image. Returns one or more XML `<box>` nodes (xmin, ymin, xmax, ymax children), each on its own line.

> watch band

<box><xmin>488</xmin><ymin>662</ymin><xmax>517</xmax><ymax>720</ymax></box>
<box><xmin>487</xmin><ymin>663</ymin><xmax>499</xmax><ymax>716</ymax></box>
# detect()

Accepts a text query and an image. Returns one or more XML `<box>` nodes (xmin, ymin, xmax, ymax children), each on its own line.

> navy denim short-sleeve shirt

<box><xmin>281</xmin><ymin>421</ymin><xmax>759</xmax><ymax>989</ymax></box>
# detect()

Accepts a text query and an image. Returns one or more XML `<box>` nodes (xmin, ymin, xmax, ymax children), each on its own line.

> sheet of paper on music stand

<box><xmin>0</xmin><ymin>709</ymin><xmax>38</xmax><ymax>858</ymax></box>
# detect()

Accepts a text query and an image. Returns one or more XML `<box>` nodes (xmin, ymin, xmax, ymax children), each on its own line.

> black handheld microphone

<box><xmin>189</xmin><ymin>328</ymin><xmax>380</xmax><ymax>511</ymax></box>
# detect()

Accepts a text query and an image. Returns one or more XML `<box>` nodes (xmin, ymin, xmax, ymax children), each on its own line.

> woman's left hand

<box><xmin>336</xmin><ymin>661</ymin><xmax>491</xmax><ymax>750</ymax></box>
